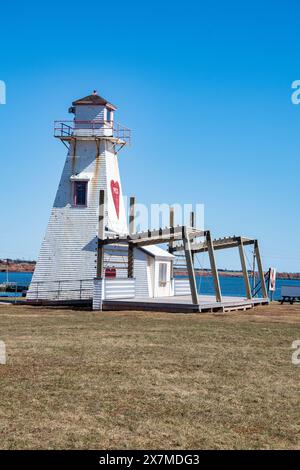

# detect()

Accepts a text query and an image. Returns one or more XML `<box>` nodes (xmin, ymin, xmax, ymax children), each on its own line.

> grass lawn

<box><xmin>0</xmin><ymin>303</ymin><xmax>300</xmax><ymax>449</ymax></box>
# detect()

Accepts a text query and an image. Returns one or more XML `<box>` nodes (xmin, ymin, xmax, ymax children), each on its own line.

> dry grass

<box><xmin>0</xmin><ymin>302</ymin><xmax>300</xmax><ymax>449</ymax></box>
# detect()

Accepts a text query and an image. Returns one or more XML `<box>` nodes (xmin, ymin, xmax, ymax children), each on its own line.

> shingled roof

<box><xmin>72</xmin><ymin>93</ymin><xmax>117</xmax><ymax>110</ymax></box>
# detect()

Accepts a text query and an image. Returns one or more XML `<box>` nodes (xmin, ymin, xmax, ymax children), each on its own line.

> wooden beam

<box><xmin>129</xmin><ymin>226</ymin><xmax>183</xmax><ymax>241</ymax></box>
<box><xmin>131</xmin><ymin>226</ymin><xmax>202</xmax><ymax>241</ymax></box>
<box><xmin>103</xmin><ymin>226</ymin><xmax>205</xmax><ymax>247</ymax></box>
<box><xmin>252</xmin><ymin>248</ymin><xmax>256</xmax><ymax>292</ymax></box>
<box><xmin>183</xmin><ymin>227</ymin><xmax>198</xmax><ymax>305</ymax></box>
<box><xmin>206</xmin><ymin>231</ymin><xmax>222</xmax><ymax>302</ymax></box>
<box><xmin>96</xmin><ymin>189</ymin><xmax>105</xmax><ymax>278</ymax></box>
<box><xmin>238</xmin><ymin>237</ymin><xmax>252</xmax><ymax>300</ymax></box>
<box><xmin>190</xmin><ymin>211</ymin><xmax>195</xmax><ymax>263</ymax></box>
<box><xmin>172</xmin><ymin>236</ymin><xmax>255</xmax><ymax>253</ymax></box>
<box><xmin>254</xmin><ymin>240</ymin><xmax>268</xmax><ymax>299</ymax></box>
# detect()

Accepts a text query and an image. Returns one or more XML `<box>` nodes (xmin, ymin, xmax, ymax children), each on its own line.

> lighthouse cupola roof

<box><xmin>72</xmin><ymin>91</ymin><xmax>117</xmax><ymax>110</ymax></box>
<box><xmin>55</xmin><ymin>91</ymin><xmax>130</xmax><ymax>145</ymax></box>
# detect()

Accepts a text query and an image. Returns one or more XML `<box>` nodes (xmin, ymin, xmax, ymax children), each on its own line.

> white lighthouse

<box><xmin>26</xmin><ymin>91</ymin><xmax>269</xmax><ymax>310</ymax></box>
<box><xmin>27</xmin><ymin>92</ymin><xmax>131</xmax><ymax>300</ymax></box>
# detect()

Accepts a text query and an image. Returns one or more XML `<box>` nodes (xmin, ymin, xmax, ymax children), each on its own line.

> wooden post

<box><xmin>254</xmin><ymin>240</ymin><xmax>268</xmax><ymax>299</ymax></box>
<box><xmin>128</xmin><ymin>197</ymin><xmax>135</xmax><ymax>278</ymax></box>
<box><xmin>97</xmin><ymin>189</ymin><xmax>105</xmax><ymax>278</ymax></box>
<box><xmin>189</xmin><ymin>211</ymin><xmax>195</xmax><ymax>228</ymax></box>
<box><xmin>238</xmin><ymin>237</ymin><xmax>252</xmax><ymax>300</ymax></box>
<box><xmin>169</xmin><ymin>206</ymin><xmax>174</xmax><ymax>253</ymax></box>
<box><xmin>190</xmin><ymin>211</ymin><xmax>195</xmax><ymax>263</ymax></box>
<box><xmin>183</xmin><ymin>227</ymin><xmax>198</xmax><ymax>305</ymax></box>
<box><xmin>206</xmin><ymin>231</ymin><xmax>222</xmax><ymax>302</ymax></box>
<box><xmin>128</xmin><ymin>244</ymin><xmax>134</xmax><ymax>278</ymax></box>
<box><xmin>252</xmin><ymin>245</ymin><xmax>256</xmax><ymax>293</ymax></box>
<box><xmin>129</xmin><ymin>196</ymin><xmax>136</xmax><ymax>235</ymax></box>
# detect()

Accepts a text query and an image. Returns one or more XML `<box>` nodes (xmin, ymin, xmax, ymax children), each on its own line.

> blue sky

<box><xmin>0</xmin><ymin>0</ymin><xmax>300</xmax><ymax>271</ymax></box>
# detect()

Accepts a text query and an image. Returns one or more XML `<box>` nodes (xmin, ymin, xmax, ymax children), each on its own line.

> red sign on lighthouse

<box><xmin>110</xmin><ymin>180</ymin><xmax>120</xmax><ymax>218</ymax></box>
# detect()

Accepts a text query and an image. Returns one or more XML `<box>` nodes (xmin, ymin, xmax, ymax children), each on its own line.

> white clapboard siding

<box><xmin>75</xmin><ymin>105</ymin><xmax>105</xmax><ymax>122</ymax></box>
<box><xmin>134</xmin><ymin>248</ymin><xmax>150</xmax><ymax>298</ymax></box>
<box><xmin>27</xmin><ymin>134</ymin><xmax>127</xmax><ymax>301</ymax></box>
<box><xmin>27</xmin><ymin>143</ymin><xmax>106</xmax><ymax>299</ymax></box>
<box><xmin>93</xmin><ymin>278</ymin><xmax>104</xmax><ymax>310</ymax></box>
<box><xmin>174</xmin><ymin>278</ymin><xmax>191</xmax><ymax>296</ymax></box>
<box><xmin>74</xmin><ymin>128</ymin><xmax>113</xmax><ymax>138</ymax></box>
<box><xmin>74</xmin><ymin>106</ymin><xmax>111</xmax><ymax>137</ymax></box>
<box><xmin>104</xmin><ymin>278</ymin><xmax>135</xmax><ymax>299</ymax></box>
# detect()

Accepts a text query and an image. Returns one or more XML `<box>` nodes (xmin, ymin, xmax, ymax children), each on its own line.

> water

<box><xmin>1</xmin><ymin>271</ymin><xmax>300</xmax><ymax>300</ymax></box>
<box><xmin>0</xmin><ymin>272</ymin><xmax>32</xmax><ymax>297</ymax></box>
<box><xmin>180</xmin><ymin>275</ymin><xmax>300</xmax><ymax>301</ymax></box>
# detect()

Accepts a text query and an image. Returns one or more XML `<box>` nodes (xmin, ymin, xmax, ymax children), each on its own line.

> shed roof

<box><xmin>139</xmin><ymin>245</ymin><xmax>175</xmax><ymax>259</ymax></box>
<box><xmin>72</xmin><ymin>93</ymin><xmax>117</xmax><ymax>110</ymax></box>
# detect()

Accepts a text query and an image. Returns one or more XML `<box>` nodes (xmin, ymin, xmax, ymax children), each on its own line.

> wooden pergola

<box><xmin>172</xmin><ymin>234</ymin><xmax>268</xmax><ymax>303</ymax></box>
<box><xmin>96</xmin><ymin>191</ymin><xmax>268</xmax><ymax>305</ymax></box>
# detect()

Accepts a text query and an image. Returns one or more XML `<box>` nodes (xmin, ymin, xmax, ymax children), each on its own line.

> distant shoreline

<box><xmin>0</xmin><ymin>262</ymin><xmax>35</xmax><ymax>273</ymax></box>
<box><xmin>175</xmin><ymin>270</ymin><xmax>300</xmax><ymax>280</ymax></box>
<box><xmin>1</xmin><ymin>263</ymin><xmax>300</xmax><ymax>280</ymax></box>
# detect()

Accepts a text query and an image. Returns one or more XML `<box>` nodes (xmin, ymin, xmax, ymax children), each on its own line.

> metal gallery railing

<box><xmin>27</xmin><ymin>279</ymin><xmax>94</xmax><ymax>301</ymax></box>
<box><xmin>54</xmin><ymin>120</ymin><xmax>131</xmax><ymax>144</ymax></box>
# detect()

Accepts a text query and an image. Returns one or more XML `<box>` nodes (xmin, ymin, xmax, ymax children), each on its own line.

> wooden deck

<box><xmin>19</xmin><ymin>294</ymin><xmax>269</xmax><ymax>313</ymax></box>
<box><xmin>103</xmin><ymin>295</ymin><xmax>269</xmax><ymax>313</ymax></box>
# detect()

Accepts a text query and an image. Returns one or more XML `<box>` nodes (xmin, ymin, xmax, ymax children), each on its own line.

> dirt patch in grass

<box><xmin>0</xmin><ymin>303</ymin><xmax>299</xmax><ymax>449</ymax></box>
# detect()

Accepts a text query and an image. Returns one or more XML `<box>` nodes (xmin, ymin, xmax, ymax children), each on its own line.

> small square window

<box><xmin>73</xmin><ymin>181</ymin><xmax>87</xmax><ymax>206</ymax></box>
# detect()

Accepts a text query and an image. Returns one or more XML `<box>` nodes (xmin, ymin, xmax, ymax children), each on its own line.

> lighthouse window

<box><xmin>107</xmin><ymin>109</ymin><xmax>111</xmax><ymax>122</ymax></box>
<box><xmin>74</xmin><ymin>181</ymin><xmax>87</xmax><ymax>206</ymax></box>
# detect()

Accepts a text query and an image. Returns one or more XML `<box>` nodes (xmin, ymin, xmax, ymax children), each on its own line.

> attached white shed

<box><xmin>134</xmin><ymin>246</ymin><xmax>174</xmax><ymax>298</ymax></box>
